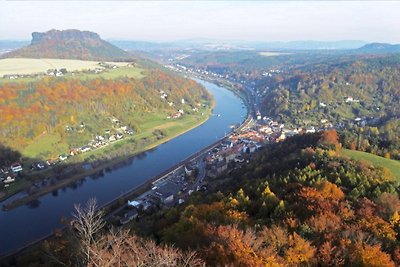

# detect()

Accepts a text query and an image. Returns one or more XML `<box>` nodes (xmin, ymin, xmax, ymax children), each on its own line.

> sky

<box><xmin>1</xmin><ymin>1</ymin><xmax>400</xmax><ymax>43</ymax></box>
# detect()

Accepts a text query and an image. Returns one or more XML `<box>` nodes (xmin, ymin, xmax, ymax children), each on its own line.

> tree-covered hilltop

<box><xmin>258</xmin><ymin>55</ymin><xmax>400</xmax><ymax>159</ymax></box>
<box><xmin>20</xmin><ymin>131</ymin><xmax>400</xmax><ymax>266</ymax></box>
<box><xmin>261</xmin><ymin>55</ymin><xmax>400</xmax><ymax>123</ymax></box>
<box><xmin>128</xmin><ymin>131</ymin><xmax>400</xmax><ymax>266</ymax></box>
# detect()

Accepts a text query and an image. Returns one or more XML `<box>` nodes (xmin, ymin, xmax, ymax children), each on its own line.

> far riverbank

<box><xmin>2</xmin><ymin>100</ymin><xmax>214</xmax><ymax>210</ymax></box>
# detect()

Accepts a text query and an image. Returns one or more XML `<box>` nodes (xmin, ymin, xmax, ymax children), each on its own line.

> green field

<box><xmin>77</xmin><ymin>66</ymin><xmax>145</xmax><ymax>80</ymax></box>
<box><xmin>22</xmin><ymin>133</ymin><xmax>69</xmax><ymax>160</ymax></box>
<box><xmin>342</xmin><ymin>149</ymin><xmax>400</xmax><ymax>180</ymax></box>
<box><xmin>0</xmin><ymin>58</ymin><xmax>127</xmax><ymax>75</ymax></box>
<box><xmin>0</xmin><ymin>58</ymin><xmax>145</xmax><ymax>83</ymax></box>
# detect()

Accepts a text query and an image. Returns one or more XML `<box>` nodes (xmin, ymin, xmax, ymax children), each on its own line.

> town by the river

<box><xmin>0</xmin><ymin>80</ymin><xmax>247</xmax><ymax>257</ymax></box>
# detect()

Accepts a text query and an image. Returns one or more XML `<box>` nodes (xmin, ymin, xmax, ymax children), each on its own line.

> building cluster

<box><xmin>204</xmin><ymin>115</ymin><xmax>332</xmax><ymax>178</ymax></box>
<box><xmin>0</xmin><ymin>163</ymin><xmax>23</xmax><ymax>188</ymax></box>
<box><xmin>29</xmin><ymin>118</ymin><xmax>134</xmax><ymax>174</ymax></box>
<box><xmin>120</xmin><ymin>162</ymin><xmax>203</xmax><ymax>225</ymax></box>
<box><xmin>65</xmin><ymin>118</ymin><xmax>134</xmax><ymax>159</ymax></box>
<box><xmin>205</xmin><ymin>127</ymin><xmax>265</xmax><ymax>178</ymax></box>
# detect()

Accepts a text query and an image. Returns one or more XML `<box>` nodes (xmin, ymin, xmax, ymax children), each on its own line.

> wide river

<box><xmin>0</xmin><ymin>80</ymin><xmax>247</xmax><ymax>256</ymax></box>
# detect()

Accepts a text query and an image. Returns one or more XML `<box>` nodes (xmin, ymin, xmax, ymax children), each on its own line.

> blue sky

<box><xmin>1</xmin><ymin>1</ymin><xmax>399</xmax><ymax>43</ymax></box>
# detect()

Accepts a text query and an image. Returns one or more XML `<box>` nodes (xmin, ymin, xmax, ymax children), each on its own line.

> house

<box><xmin>171</xmin><ymin>112</ymin><xmax>182</xmax><ymax>119</ymax></box>
<box><xmin>142</xmin><ymin>199</ymin><xmax>155</xmax><ymax>212</ymax></box>
<box><xmin>127</xmin><ymin>200</ymin><xmax>142</xmax><ymax>209</ymax></box>
<box><xmin>221</xmin><ymin>140</ymin><xmax>233</xmax><ymax>148</ymax></box>
<box><xmin>119</xmin><ymin>209</ymin><xmax>138</xmax><ymax>225</ymax></box>
<box><xmin>32</xmin><ymin>162</ymin><xmax>46</xmax><ymax>170</ymax></box>
<box><xmin>111</xmin><ymin>118</ymin><xmax>120</xmax><ymax>124</ymax></box>
<box><xmin>259</xmin><ymin>126</ymin><xmax>273</xmax><ymax>134</ymax></box>
<box><xmin>345</xmin><ymin>96</ymin><xmax>359</xmax><ymax>103</ymax></box>
<box><xmin>248</xmin><ymin>143</ymin><xmax>257</xmax><ymax>153</ymax></box>
<box><xmin>59</xmin><ymin>154</ymin><xmax>68</xmax><ymax>161</ymax></box>
<box><xmin>276</xmin><ymin>132</ymin><xmax>286</xmax><ymax>142</ymax></box>
<box><xmin>184</xmin><ymin>165</ymin><xmax>194</xmax><ymax>176</ymax></box>
<box><xmin>154</xmin><ymin>181</ymin><xmax>181</xmax><ymax>205</ymax></box>
<box><xmin>80</xmin><ymin>146</ymin><xmax>91</xmax><ymax>153</ymax></box>
<box><xmin>234</xmin><ymin>155</ymin><xmax>245</xmax><ymax>163</ymax></box>
<box><xmin>96</xmin><ymin>135</ymin><xmax>105</xmax><ymax>141</ymax></box>
<box><xmin>116</xmin><ymin>133</ymin><xmax>124</xmax><ymax>139</ymax></box>
<box><xmin>306</xmin><ymin>126</ymin><xmax>316</xmax><ymax>133</ymax></box>
<box><xmin>46</xmin><ymin>159</ymin><xmax>57</xmax><ymax>166</ymax></box>
<box><xmin>3</xmin><ymin>175</ymin><xmax>16</xmax><ymax>184</ymax></box>
<box><xmin>10</xmin><ymin>163</ymin><xmax>23</xmax><ymax>173</ymax></box>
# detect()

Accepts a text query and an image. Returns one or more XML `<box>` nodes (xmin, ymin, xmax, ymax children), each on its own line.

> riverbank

<box><xmin>1</xmin><ymin>107</ymin><xmax>250</xmax><ymax>264</ymax></box>
<box><xmin>2</xmin><ymin>105</ymin><xmax>213</xmax><ymax>211</ymax></box>
<box><xmin>0</xmin><ymin>79</ymin><xmax>248</xmax><ymax>258</ymax></box>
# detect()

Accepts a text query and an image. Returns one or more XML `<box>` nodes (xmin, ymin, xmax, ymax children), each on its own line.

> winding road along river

<box><xmin>0</xmin><ymin>80</ymin><xmax>247</xmax><ymax>257</ymax></box>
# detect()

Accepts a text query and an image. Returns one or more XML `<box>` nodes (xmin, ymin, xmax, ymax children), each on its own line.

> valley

<box><xmin>1</xmin><ymin>2</ymin><xmax>400</xmax><ymax>265</ymax></box>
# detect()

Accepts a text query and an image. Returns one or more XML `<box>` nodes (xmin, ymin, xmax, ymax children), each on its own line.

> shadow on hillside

<box><xmin>0</xmin><ymin>142</ymin><xmax>150</xmax><ymax>210</ymax></box>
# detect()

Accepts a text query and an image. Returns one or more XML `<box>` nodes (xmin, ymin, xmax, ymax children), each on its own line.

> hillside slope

<box><xmin>24</xmin><ymin>131</ymin><xmax>400</xmax><ymax>266</ymax></box>
<box><xmin>0</xmin><ymin>69</ymin><xmax>211</xmax><ymax>161</ymax></box>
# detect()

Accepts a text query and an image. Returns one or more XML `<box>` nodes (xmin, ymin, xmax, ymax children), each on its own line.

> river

<box><xmin>0</xmin><ymin>80</ymin><xmax>247</xmax><ymax>256</ymax></box>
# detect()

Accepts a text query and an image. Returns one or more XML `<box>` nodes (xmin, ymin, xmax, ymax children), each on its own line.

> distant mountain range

<box><xmin>111</xmin><ymin>40</ymin><xmax>400</xmax><ymax>53</ymax></box>
<box><xmin>247</xmin><ymin>40</ymin><xmax>368</xmax><ymax>51</ymax></box>
<box><xmin>110</xmin><ymin>40</ymin><xmax>369</xmax><ymax>52</ymax></box>
<box><xmin>3</xmin><ymin>29</ymin><xmax>130</xmax><ymax>60</ymax></box>
<box><xmin>2</xmin><ymin>34</ymin><xmax>400</xmax><ymax>55</ymax></box>
<box><xmin>357</xmin><ymin>42</ymin><xmax>400</xmax><ymax>53</ymax></box>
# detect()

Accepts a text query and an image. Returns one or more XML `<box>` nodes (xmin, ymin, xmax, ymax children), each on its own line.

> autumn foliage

<box><xmin>0</xmin><ymin>70</ymin><xmax>210</xmax><ymax>153</ymax></box>
<box><xmin>128</xmin><ymin>132</ymin><xmax>400</xmax><ymax>266</ymax></box>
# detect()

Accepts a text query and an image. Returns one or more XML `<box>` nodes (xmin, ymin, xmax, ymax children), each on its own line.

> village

<box><xmin>109</xmin><ymin>113</ymin><xmax>336</xmax><ymax>226</ymax></box>
<box><xmin>0</xmin><ymin>116</ymin><xmax>135</xmax><ymax>190</ymax></box>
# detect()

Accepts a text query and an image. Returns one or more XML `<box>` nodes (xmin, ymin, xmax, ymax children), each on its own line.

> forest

<box><xmin>0</xmin><ymin>69</ymin><xmax>211</xmax><ymax>165</ymax></box>
<box><xmin>259</xmin><ymin>55</ymin><xmax>400</xmax><ymax>160</ymax></box>
<box><xmin>11</xmin><ymin>130</ymin><xmax>400</xmax><ymax>266</ymax></box>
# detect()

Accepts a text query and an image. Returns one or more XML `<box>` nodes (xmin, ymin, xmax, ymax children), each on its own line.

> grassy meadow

<box><xmin>342</xmin><ymin>149</ymin><xmax>400</xmax><ymax>181</ymax></box>
<box><xmin>0</xmin><ymin>58</ymin><xmax>145</xmax><ymax>83</ymax></box>
<box><xmin>0</xmin><ymin>58</ymin><xmax>127</xmax><ymax>75</ymax></box>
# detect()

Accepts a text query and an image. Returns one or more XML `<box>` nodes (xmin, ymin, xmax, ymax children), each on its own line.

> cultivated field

<box><xmin>0</xmin><ymin>58</ymin><xmax>128</xmax><ymax>76</ymax></box>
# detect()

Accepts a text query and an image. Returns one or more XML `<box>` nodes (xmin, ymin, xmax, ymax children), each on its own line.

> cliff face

<box><xmin>5</xmin><ymin>29</ymin><xmax>129</xmax><ymax>60</ymax></box>
<box><xmin>30</xmin><ymin>29</ymin><xmax>101</xmax><ymax>45</ymax></box>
